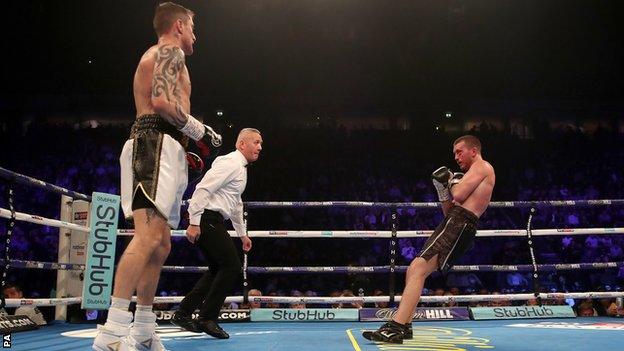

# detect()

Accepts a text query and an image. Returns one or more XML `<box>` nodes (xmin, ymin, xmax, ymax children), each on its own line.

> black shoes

<box><xmin>362</xmin><ymin>320</ymin><xmax>411</xmax><ymax>344</ymax></box>
<box><xmin>194</xmin><ymin>318</ymin><xmax>230</xmax><ymax>339</ymax></box>
<box><xmin>171</xmin><ymin>311</ymin><xmax>229</xmax><ymax>339</ymax></box>
<box><xmin>171</xmin><ymin>311</ymin><xmax>200</xmax><ymax>333</ymax></box>
<box><xmin>403</xmin><ymin>322</ymin><xmax>414</xmax><ymax>339</ymax></box>
<box><xmin>405</xmin><ymin>322</ymin><xmax>413</xmax><ymax>338</ymax></box>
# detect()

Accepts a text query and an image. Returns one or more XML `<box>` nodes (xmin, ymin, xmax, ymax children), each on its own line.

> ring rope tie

<box><xmin>1</xmin><ymin>182</ymin><xmax>15</xmax><ymax>309</ymax></box>
<box><xmin>242</xmin><ymin>210</ymin><xmax>249</xmax><ymax>304</ymax></box>
<box><xmin>526</xmin><ymin>207</ymin><xmax>542</xmax><ymax>306</ymax></box>
<box><xmin>389</xmin><ymin>206</ymin><xmax>398</xmax><ymax>304</ymax></box>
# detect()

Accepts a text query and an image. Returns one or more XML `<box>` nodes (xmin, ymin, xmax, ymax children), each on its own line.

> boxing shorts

<box><xmin>120</xmin><ymin>114</ymin><xmax>189</xmax><ymax>228</ymax></box>
<box><xmin>419</xmin><ymin>205</ymin><xmax>479</xmax><ymax>273</ymax></box>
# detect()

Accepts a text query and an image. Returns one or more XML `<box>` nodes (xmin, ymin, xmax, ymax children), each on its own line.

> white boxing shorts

<box><xmin>120</xmin><ymin>115</ymin><xmax>188</xmax><ymax>228</ymax></box>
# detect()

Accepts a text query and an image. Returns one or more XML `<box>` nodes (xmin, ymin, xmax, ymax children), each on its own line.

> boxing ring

<box><xmin>1</xmin><ymin>166</ymin><xmax>623</xmax><ymax>350</ymax></box>
<box><xmin>10</xmin><ymin>317</ymin><xmax>624</xmax><ymax>351</ymax></box>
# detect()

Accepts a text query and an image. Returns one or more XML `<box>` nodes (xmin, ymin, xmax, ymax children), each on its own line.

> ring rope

<box><xmin>6</xmin><ymin>291</ymin><xmax>624</xmax><ymax>308</ymax></box>
<box><xmin>185</xmin><ymin>199</ymin><xmax>624</xmax><ymax>209</ymax></box>
<box><xmin>0</xmin><ymin>167</ymin><xmax>91</xmax><ymax>202</ymax></box>
<box><xmin>1</xmin><ymin>209</ymin><xmax>622</xmax><ymax>238</ymax></box>
<box><xmin>5</xmin><ymin>259</ymin><xmax>622</xmax><ymax>274</ymax></box>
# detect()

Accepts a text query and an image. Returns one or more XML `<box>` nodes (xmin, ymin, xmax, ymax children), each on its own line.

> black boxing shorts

<box><xmin>419</xmin><ymin>205</ymin><xmax>479</xmax><ymax>273</ymax></box>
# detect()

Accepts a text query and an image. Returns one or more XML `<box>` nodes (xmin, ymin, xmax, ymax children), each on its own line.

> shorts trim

<box><xmin>151</xmin><ymin>134</ymin><xmax>163</xmax><ymax>199</ymax></box>
<box><xmin>440</xmin><ymin>223</ymin><xmax>468</xmax><ymax>270</ymax></box>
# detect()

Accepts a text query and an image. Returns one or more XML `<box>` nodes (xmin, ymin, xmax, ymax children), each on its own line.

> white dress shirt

<box><xmin>188</xmin><ymin>150</ymin><xmax>248</xmax><ymax>237</ymax></box>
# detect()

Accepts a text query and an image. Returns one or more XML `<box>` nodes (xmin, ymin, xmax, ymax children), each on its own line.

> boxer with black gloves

<box><xmin>364</xmin><ymin>135</ymin><xmax>495</xmax><ymax>344</ymax></box>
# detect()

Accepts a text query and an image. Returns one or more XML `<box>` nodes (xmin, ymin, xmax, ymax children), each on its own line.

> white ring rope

<box><xmin>0</xmin><ymin>208</ymin><xmax>90</xmax><ymax>232</ymax></box>
<box><xmin>6</xmin><ymin>291</ymin><xmax>623</xmax><ymax>308</ymax></box>
<box><xmin>2</xmin><ymin>208</ymin><xmax>623</xmax><ymax>238</ymax></box>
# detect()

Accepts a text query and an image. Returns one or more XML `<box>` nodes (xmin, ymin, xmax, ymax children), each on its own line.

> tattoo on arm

<box><xmin>151</xmin><ymin>45</ymin><xmax>188</xmax><ymax>128</ymax></box>
<box><xmin>174</xmin><ymin>101</ymin><xmax>189</xmax><ymax>124</ymax></box>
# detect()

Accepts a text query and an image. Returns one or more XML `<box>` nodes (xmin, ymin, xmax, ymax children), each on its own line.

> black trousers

<box><xmin>178</xmin><ymin>210</ymin><xmax>242</xmax><ymax>321</ymax></box>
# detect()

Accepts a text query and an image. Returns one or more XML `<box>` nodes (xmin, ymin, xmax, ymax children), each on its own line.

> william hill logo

<box><xmin>414</xmin><ymin>309</ymin><xmax>453</xmax><ymax>320</ymax></box>
<box><xmin>375</xmin><ymin>308</ymin><xmax>454</xmax><ymax>320</ymax></box>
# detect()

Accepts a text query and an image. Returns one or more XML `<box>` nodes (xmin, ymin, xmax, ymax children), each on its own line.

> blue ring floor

<box><xmin>9</xmin><ymin>317</ymin><xmax>624</xmax><ymax>351</ymax></box>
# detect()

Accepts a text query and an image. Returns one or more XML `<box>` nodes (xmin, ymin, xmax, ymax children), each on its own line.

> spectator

<box><xmin>2</xmin><ymin>284</ymin><xmax>47</xmax><ymax>326</ymax></box>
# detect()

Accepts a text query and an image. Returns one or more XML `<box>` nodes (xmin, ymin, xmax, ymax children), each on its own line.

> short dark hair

<box><xmin>153</xmin><ymin>2</ymin><xmax>194</xmax><ymax>37</ymax></box>
<box><xmin>2</xmin><ymin>283</ymin><xmax>21</xmax><ymax>293</ymax></box>
<box><xmin>453</xmin><ymin>135</ymin><xmax>482</xmax><ymax>152</ymax></box>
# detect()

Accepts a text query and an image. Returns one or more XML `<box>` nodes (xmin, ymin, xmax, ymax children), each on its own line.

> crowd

<box><xmin>1</xmin><ymin>120</ymin><xmax>622</xmax><ymax>318</ymax></box>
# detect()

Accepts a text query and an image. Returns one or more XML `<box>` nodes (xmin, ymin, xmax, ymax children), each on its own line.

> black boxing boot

<box><xmin>362</xmin><ymin>320</ymin><xmax>408</xmax><ymax>344</ymax></box>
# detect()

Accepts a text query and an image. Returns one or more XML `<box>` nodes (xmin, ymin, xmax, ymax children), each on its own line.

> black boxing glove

<box><xmin>432</xmin><ymin>166</ymin><xmax>453</xmax><ymax>185</ymax></box>
<box><xmin>195</xmin><ymin>124</ymin><xmax>223</xmax><ymax>162</ymax></box>
<box><xmin>432</xmin><ymin>166</ymin><xmax>453</xmax><ymax>202</ymax></box>
<box><xmin>197</xmin><ymin>124</ymin><xmax>222</xmax><ymax>149</ymax></box>
<box><xmin>177</xmin><ymin>106</ymin><xmax>223</xmax><ymax>155</ymax></box>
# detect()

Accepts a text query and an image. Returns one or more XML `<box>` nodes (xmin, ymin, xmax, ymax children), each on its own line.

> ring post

<box><xmin>56</xmin><ymin>196</ymin><xmax>90</xmax><ymax>321</ymax></box>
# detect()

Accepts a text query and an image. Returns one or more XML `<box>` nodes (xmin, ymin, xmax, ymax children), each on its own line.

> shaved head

<box><xmin>236</xmin><ymin>128</ymin><xmax>261</xmax><ymax>145</ymax></box>
<box><xmin>236</xmin><ymin>128</ymin><xmax>263</xmax><ymax>163</ymax></box>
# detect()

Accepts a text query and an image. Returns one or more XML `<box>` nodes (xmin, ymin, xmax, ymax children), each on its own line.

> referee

<box><xmin>172</xmin><ymin>128</ymin><xmax>262</xmax><ymax>339</ymax></box>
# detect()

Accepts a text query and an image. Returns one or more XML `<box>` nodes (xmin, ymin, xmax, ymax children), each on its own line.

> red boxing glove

<box><xmin>186</xmin><ymin>151</ymin><xmax>204</xmax><ymax>172</ymax></box>
<box><xmin>195</xmin><ymin>140</ymin><xmax>212</xmax><ymax>159</ymax></box>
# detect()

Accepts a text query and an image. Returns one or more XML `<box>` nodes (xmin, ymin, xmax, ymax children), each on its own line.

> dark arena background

<box><xmin>1</xmin><ymin>1</ymin><xmax>623</xmax><ymax>350</ymax></box>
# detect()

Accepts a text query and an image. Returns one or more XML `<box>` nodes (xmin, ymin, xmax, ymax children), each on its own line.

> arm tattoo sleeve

<box><xmin>175</xmin><ymin>101</ymin><xmax>188</xmax><ymax>122</ymax></box>
<box><xmin>152</xmin><ymin>45</ymin><xmax>187</xmax><ymax>128</ymax></box>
